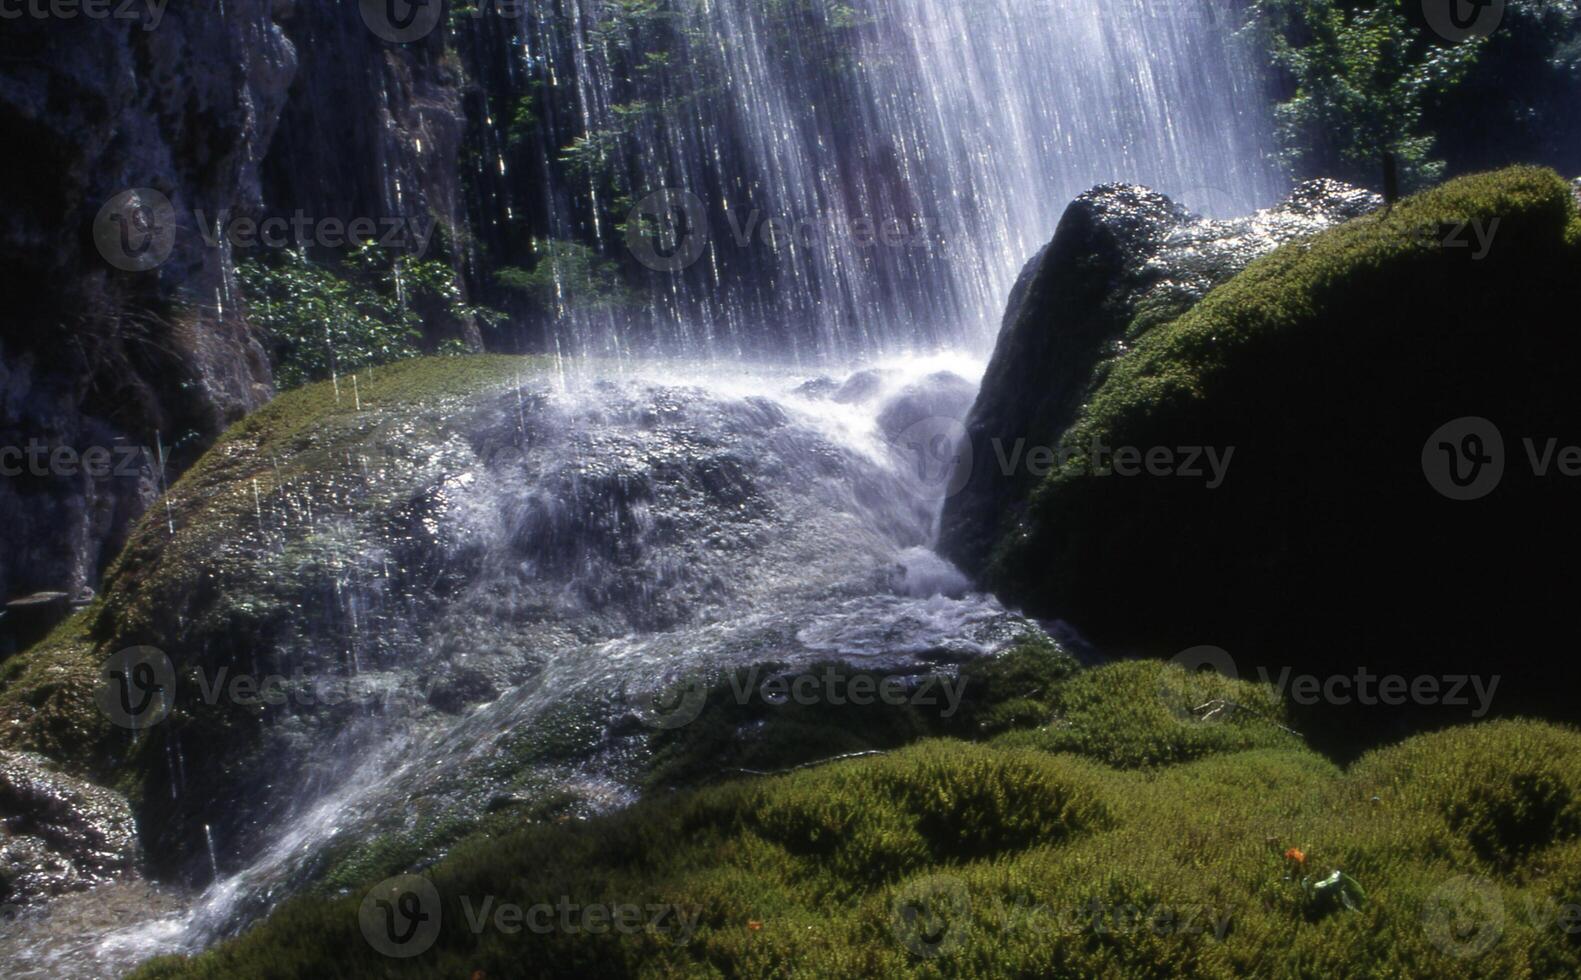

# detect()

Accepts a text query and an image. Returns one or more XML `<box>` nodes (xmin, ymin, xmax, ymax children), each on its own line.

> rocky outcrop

<box><xmin>0</xmin><ymin>5</ymin><xmax>294</xmax><ymax>626</ymax></box>
<box><xmin>0</xmin><ymin>751</ymin><xmax>136</xmax><ymax>906</ymax></box>
<box><xmin>949</xmin><ymin>167</ymin><xmax>1581</xmax><ymax>744</ymax></box>
<box><xmin>939</xmin><ymin>180</ymin><xmax>1380</xmax><ymax>573</ymax></box>
<box><xmin>0</xmin><ymin>5</ymin><xmax>469</xmax><ymax>643</ymax></box>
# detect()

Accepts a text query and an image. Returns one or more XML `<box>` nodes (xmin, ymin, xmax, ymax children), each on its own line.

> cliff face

<box><xmin>0</xmin><ymin>4</ymin><xmax>467</xmax><ymax>641</ymax></box>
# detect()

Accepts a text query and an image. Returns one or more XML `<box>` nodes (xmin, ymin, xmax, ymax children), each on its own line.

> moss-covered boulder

<box><xmin>0</xmin><ymin>354</ymin><xmax>1049</xmax><ymax>896</ymax></box>
<box><xmin>940</xmin><ymin>179</ymin><xmax>1381</xmax><ymax>572</ymax></box>
<box><xmin>953</xmin><ymin>166</ymin><xmax>1581</xmax><ymax>746</ymax></box>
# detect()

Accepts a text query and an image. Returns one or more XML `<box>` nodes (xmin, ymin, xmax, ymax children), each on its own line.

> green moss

<box><xmin>981</xmin><ymin>166</ymin><xmax>1581</xmax><ymax>746</ymax></box>
<box><xmin>101</xmin><ymin>355</ymin><xmax>538</xmax><ymax>645</ymax></box>
<box><xmin>646</xmin><ymin>642</ymin><xmax>1079</xmax><ymax>790</ymax></box>
<box><xmin>995</xmin><ymin>659</ymin><xmax>1300</xmax><ymax>768</ymax></box>
<box><xmin>1020</xmin><ymin>167</ymin><xmax>1576</xmax><ymax>507</ymax></box>
<box><xmin>129</xmin><ymin>663</ymin><xmax>1581</xmax><ymax>979</ymax></box>
<box><xmin>0</xmin><ymin>608</ymin><xmax>111</xmax><ymax>776</ymax></box>
<box><xmin>0</xmin><ymin>356</ymin><xmax>550</xmax><ymax>847</ymax></box>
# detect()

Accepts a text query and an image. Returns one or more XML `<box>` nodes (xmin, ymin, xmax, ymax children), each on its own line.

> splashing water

<box><xmin>2</xmin><ymin>2</ymin><xmax>1287</xmax><ymax>974</ymax></box>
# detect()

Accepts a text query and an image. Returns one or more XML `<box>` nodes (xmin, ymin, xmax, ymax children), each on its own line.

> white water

<box><xmin>473</xmin><ymin>0</ymin><xmax>1281</xmax><ymax>357</ymax></box>
<box><xmin>1</xmin><ymin>3</ymin><xmax>1283</xmax><ymax>974</ymax></box>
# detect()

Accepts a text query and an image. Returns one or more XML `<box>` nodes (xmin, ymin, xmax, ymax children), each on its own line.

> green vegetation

<box><xmin>129</xmin><ymin>658</ymin><xmax>1581</xmax><ymax>979</ymax></box>
<box><xmin>1247</xmin><ymin>1</ymin><xmax>1581</xmax><ymax>189</ymax></box>
<box><xmin>0</xmin><ymin>356</ymin><xmax>542</xmax><ymax>784</ymax></box>
<box><xmin>496</xmin><ymin>239</ymin><xmax>634</xmax><ymax>316</ymax></box>
<box><xmin>983</xmin><ymin>167</ymin><xmax>1581</xmax><ymax>745</ymax></box>
<box><xmin>239</xmin><ymin>244</ymin><xmax>500</xmax><ymax>389</ymax></box>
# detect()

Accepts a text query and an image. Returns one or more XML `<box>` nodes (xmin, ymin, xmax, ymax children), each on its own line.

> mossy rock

<box><xmin>983</xmin><ymin>167</ymin><xmax>1581</xmax><ymax>749</ymax></box>
<box><xmin>0</xmin><ymin>356</ymin><xmax>545</xmax><ymax>869</ymax></box>
<box><xmin>129</xmin><ymin>664</ymin><xmax>1581</xmax><ymax>979</ymax></box>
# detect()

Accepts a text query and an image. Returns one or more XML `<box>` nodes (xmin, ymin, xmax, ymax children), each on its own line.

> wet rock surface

<box><xmin>0</xmin><ymin>4</ymin><xmax>467</xmax><ymax>624</ymax></box>
<box><xmin>940</xmin><ymin>180</ymin><xmax>1380</xmax><ymax>573</ymax></box>
<box><xmin>0</xmin><ymin>751</ymin><xmax>136</xmax><ymax>906</ymax></box>
<box><xmin>0</xmin><ymin>356</ymin><xmax>1038</xmax><ymax>949</ymax></box>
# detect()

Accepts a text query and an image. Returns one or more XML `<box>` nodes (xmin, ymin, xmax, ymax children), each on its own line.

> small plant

<box><xmin>239</xmin><ymin>244</ymin><xmax>500</xmax><ymax>389</ymax></box>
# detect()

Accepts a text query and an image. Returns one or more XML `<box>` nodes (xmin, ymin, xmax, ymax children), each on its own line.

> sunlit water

<box><xmin>4</xmin><ymin>1</ymin><xmax>1283</xmax><ymax>973</ymax></box>
<box><xmin>4</xmin><ymin>353</ymin><xmax>1055</xmax><ymax>977</ymax></box>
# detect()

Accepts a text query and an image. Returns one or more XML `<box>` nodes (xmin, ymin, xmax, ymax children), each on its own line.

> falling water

<box><xmin>462</xmin><ymin>0</ymin><xmax>1281</xmax><ymax>359</ymax></box>
<box><xmin>1</xmin><ymin>4</ymin><xmax>1286</xmax><ymax>976</ymax></box>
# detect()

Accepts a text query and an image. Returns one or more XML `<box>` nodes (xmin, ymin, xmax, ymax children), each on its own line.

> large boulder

<box><xmin>940</xmin><ymin>180</ymin><xmax>1380</xmax><ymax>572</ymax></box>
<box><xmin>948</xmin><ymin>167</ymin><xmax>1581</xmax><ymax>745</ymax></box>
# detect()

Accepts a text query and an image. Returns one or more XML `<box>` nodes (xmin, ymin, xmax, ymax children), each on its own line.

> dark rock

<box><xmin>959</xmin><ymin>167</ymin><xmax>1581</xmax><ymax>747</ymax></box>
<box><xmin>0</xmin><ymin>751</ymin><xmax>137</xmax><ymax>906</ymax></box>
<box><xmin>0</xmin><ymin>3</ymin><xmax>470</xmax><ymax>611</ymax></box>
<box><xmin>940</xmin><ymin>180</ymin><xmax>1381</xmax><ymax>573</ymax></box>
<box><xmin>1</xmin><ymin>594</ymin><xmax>72</xmax><ymax>660</ymax></box>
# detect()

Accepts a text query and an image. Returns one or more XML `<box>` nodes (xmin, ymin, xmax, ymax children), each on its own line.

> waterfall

<box><xmin>0</xmin><ymin>6</ymin><xmax>1285</xmax><ymax>976</ymax></box>
<box><xmin>461</xmin><ymin>0</ymin><xmax>1282</xmax><ymax>360</ymax></box>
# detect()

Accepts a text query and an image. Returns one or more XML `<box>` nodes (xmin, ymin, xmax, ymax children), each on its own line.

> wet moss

<box><xmin>129</xmin><ymin>663</ymin><xmax>1581</xmax><ymax>979</ymax></box>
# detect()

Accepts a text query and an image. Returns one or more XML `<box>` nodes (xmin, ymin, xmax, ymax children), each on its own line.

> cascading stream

<box><xmin>0</xmin><ymin>2</ymin><xmax>1282</xmax><ymax>975</ymax></box>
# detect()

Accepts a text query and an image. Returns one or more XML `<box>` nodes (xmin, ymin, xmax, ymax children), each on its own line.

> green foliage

<box><xmin>495</xmin><ymin>238</ymin><xmax>634</xmax><ymax>315</ymax></box>
<box><xmin>129</xmin><ymin>664</ymin><xmax>1581</xmax><ymax>979</ymax></box>
<box><xmin>1247</xmin><ymin>0</ymin><xmax>1480</xmax><ymax>188</ymax></box>
<box><xmin>239</xmin><ymin>245</ymin><xmax>499</xmax><ymax>389</ymax></box>
<box><xmin>1248</xmin><ymin>1</ymin><xmax>1581</xmax><ymax>188</ymax></box>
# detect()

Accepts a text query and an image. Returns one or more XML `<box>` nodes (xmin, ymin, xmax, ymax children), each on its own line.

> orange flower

<box><xmin>1284</xmin><ymin>847</ymin><xmax>1307</xmax><ymax>866</ymax></box>
<box><xmin>748</xmin><ymin>920</ymin><xmax>763</xmax><ymax>932</ymax></box>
